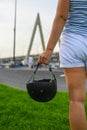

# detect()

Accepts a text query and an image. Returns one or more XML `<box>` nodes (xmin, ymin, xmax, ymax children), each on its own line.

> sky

<box><xmin>0</xmin><ymin>0</ymin><xmax>58</xmax><ymax>58</ymax></box>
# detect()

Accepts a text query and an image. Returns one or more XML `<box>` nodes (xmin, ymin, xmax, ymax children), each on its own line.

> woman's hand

<box><xmin>37</xmin><ymin>50</ymin><xmax>52</xmax><ymax>64</ymax></box>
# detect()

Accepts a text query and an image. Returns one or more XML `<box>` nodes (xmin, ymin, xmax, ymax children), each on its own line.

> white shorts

<box><xmin>59</xmin><ymin>33</ymin><xmax>87</xmax><ymax>70</ymax></box>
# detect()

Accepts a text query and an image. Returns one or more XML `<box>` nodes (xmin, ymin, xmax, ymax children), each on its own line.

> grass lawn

<box><xmin>1</xmin><ymin>84</ymin><xmax>86</xmax><ymax>130</ymax></box>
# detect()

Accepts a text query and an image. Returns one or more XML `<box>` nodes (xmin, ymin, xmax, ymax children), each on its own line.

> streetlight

<box><xmin>13</xmin><ymin>0</ymin><xmax>17</xmax><ymax>64</ymax></box>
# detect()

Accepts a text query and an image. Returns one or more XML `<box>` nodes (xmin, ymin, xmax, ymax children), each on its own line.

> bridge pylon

<box><xmin>23</xmin><ymin>13</ymin><xmax>45</xmax><ymax>65</ymax></box>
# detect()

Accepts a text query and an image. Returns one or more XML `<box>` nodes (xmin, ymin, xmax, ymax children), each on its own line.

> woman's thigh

<box><xmin>64</xmin><ymin>67</ymin><xmax>86</xmax><ymax>102</ymax></box>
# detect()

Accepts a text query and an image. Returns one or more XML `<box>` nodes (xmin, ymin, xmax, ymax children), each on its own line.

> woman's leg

<box><xmin>64</xmin><ymin>67</ymin><xmax>87</xmax><ymax>130</ymax></box>
<box><xmin>86</xmin><ymin>73</ymin><xmax>87</xmax><ymax>79</ymax></box>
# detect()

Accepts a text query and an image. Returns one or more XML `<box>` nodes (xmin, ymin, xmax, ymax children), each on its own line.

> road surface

<box><xmin>0</xmin><ymin>67</ymin><xmax>87</xmax><ymax>91</ymax></box>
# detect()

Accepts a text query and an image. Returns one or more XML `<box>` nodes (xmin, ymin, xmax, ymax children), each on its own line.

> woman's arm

<box><xmin>38</xmin><ymin>0</ymin><xmax>70</xmax><ymax>64</ymax></box>
<box><xmin>46</xmin><ymin>0</ymin><xmax>70</xmax><ymax>52</ymax></box>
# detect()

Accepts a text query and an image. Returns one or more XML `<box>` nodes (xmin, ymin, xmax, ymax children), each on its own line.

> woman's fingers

<box><xmin>37</xmin><ymin>49</ymin><xmax>53</xmax><ymax>64</ymax></box>
<box><xmin>38</xmin><ymin>54</ymin><xmax>48</xmax><ymax>64</ymax></box>
<box><xmin>38</xmin><ymin>51</ymin><xmax>51</xmax><ymax>64</ymax></box>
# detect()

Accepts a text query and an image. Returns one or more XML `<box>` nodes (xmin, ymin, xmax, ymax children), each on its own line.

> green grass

<box><xmin>0</xmin><ymin>84</ymin><xmax>70</xmax><ymax>130</ymax></box>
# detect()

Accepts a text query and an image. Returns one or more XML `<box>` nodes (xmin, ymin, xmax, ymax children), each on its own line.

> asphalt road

<box><xmin>0</xmin><ymin>67</ymin><xmax>87</xmax><ymax>91</ymax></box>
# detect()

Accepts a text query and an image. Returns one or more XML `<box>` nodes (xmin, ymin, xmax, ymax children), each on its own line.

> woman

<box><xmin>38</xmin><ymin>0</ymin><xmax>87</xmax><ymax>130</ymax></box>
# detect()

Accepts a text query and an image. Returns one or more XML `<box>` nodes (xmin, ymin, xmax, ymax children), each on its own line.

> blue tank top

<box><xmin>63</xmin><ymin>0</ymin><xmax>87</xmax><ymax>35</ymax></box>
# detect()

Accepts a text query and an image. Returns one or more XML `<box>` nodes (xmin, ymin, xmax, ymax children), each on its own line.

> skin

<box><xmin>38</xmin><ymin>0</ymin><xmax>87</xmax><ymax>130</ymax></box>
<box><xmin>38</xmin><ymin>0</ymin><xmax>69</xmax><ymax>64</ymax></box>
<box><xmin>64</xmin><ymin>67</ymin><xmax>87</xmax><ymax>130</ymax></box>
<box><xmin>86</xmin><ymin>73</ymin><xmax>87</xmax><ymax>79</ymax></box>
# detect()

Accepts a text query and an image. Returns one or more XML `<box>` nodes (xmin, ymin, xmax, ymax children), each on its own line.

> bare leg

<box><xmin>86</xmin><ymin>73</ymin><xmax>87</xmax><ymax>79</ymax></box>
<box><xmin>64</xmin><ymin>67</ymin><xmax>87</xmax><ymax>130</ymax></box>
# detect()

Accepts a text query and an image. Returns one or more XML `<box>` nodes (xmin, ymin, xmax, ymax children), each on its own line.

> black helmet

<box><xmin>26</xmin><ymin>64</ymin><xmax>57</xmax><ymax>102</ymax></box>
